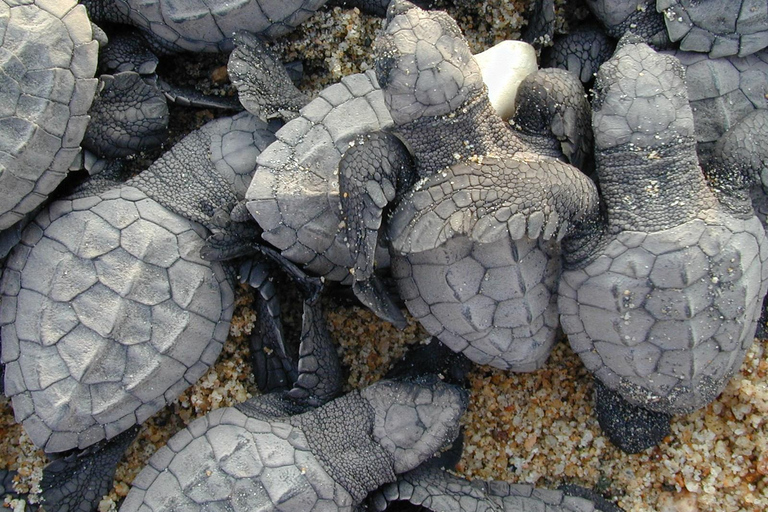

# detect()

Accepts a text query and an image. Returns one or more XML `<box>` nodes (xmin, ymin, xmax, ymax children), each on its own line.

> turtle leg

<box><xmin>228</xmin><ymin>30</ymin><xmax>309</xmax><ymax>121</ymax></box>
<box><xmin>98</xmin><ymin>26</ymin><xmax>159</xmax><ymax>75</ymax></box>
<box><xmin>593</xmin><ymin>379</ymin><xmax>671</xmax><ymax>454</ymax></box>
<box><xmin>339</xmin><ymin>131</ymin><xmax>416</xmax><ymax>328</ymax></box>
<box><xmin>521</xmin><ymin>0</ymin><xmax>555</xmax><ymax>49</ymax></box>
<box><xmin>39</xmin><ymin>426</ymin><xmax>139</xmax><ymax>512</ymax></box>
<box><xmin>83</xmin><ymin>71</ymin><xmax>169</xmax><ymax>159</ymax></box>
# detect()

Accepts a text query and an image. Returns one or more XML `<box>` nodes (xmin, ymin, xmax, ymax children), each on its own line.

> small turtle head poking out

<box><xmin>375</xmin><ymin>0</ymin><xmax>484</xmax><ymax>126</ymax></box>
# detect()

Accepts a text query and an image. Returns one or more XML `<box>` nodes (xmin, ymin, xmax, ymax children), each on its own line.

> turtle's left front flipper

<box><xmin>39</xmin><ymin>426</ymin><xmax>139</xmax><ymax>512</ymax></box>
<box><xmin>389</xmin><ymin>154</ymin><xmax>600</xmax><ymax>254</ymax></box>
<box><xmin>339</xmin><ymin>130</ymin><xmax>416</xmax><ymax>329</ymax></box>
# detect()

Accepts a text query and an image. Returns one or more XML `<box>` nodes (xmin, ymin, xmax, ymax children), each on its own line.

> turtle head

<box><xmin>374</xmin><ymin>0</ymin><xmax>484</xmax><ymax>126</ymax></box>
<box><xmin>591</xmin><ymin>35</ymin><xmax>694</xmax><ymax>152</ymax></box>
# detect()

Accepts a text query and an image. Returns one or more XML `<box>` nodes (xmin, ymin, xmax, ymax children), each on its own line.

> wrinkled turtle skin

<box><xmin>0</xmin><ymin>0</ymin><xmax>99</xmax><ymax>232</ymax></box>
<box><xmin>0</xmin><ymin>111</ymin><xmax>275</xmax><ymax>453</ymax></box>
<box><xmin>559</xmin><ymin>36</ymin><xmax>768</xmax><ymax>417</ymax></box>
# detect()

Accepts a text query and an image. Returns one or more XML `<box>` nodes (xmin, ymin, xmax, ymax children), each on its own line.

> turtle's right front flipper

<box><xmin>339</xmin><ymin>131</ymin><xmax>416</xmax><ymax>329</ymax></box>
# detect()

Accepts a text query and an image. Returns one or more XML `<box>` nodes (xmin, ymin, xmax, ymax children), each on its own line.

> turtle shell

<box><xmin>246</xmin><ymin>70</ymin><xmax>394</xmax><ymax>284</ymax></box>
<box><xmin>120</xmin><ymin>406</ymin><xmax>355</xmax><ymax>510</ymax></box>
<box><xmin>0</xmin><ymin>186</ymin><xmax>234</xmax><ymax>453</ymax></box>
<box><xmin>559</xmin><ymin>211</ymin><xmax>768</xmax><ymax>415</ymax></box>
<box><xmin>658</xmin><ymin>0</ymin><xmax>768</xmax><ymax>57</ymax></box>
<box><xmin>0</xmin><ymin>0</ymin><xmax>99</xmax><ymax>230</ymax></box>
<box><xmin>111</xmin><ymin>0</ymin><xmax>327</xmax><ymax>53</ymax></box>
<box><xmin>669</xmin><ymin>48</ymin><xmax>768</xmax><ymax>145</ymax></box>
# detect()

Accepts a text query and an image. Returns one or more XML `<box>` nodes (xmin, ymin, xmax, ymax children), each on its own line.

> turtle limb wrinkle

<box><xmin>389</xmin><ymin>155</ymin><xmax>600</xmax><ymax>255</ymax></box>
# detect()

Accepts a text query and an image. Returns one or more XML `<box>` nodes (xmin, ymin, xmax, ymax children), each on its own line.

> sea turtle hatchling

<box><xmin>0</xmin><ymin>111</ymin><xmax>276</xmax><ymax>454</ymax></box>
<box><xmin>244</xmin><ymin>34</ymin><xmax>539</xmax><ymax>318</ymax></box>
<box><xmin>119</xmin><ymin>285</ymin><xmax>468</xmax><ymax>511</ymax></box>
<box><xmin>336</xmin><ymin>0</ymin><xmax>598</xmax><ymax>370</ymax></box>
<box><xmin>558</xmin><ymin>35</ymin><xmax>768</xmax><ymax>451</ymax></box>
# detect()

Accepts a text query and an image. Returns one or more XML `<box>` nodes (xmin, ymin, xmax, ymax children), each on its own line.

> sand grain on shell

<box><xmin>1</xmin><ymin>2</ymin><xmax>767</xmax><ymax>511</ymax></box>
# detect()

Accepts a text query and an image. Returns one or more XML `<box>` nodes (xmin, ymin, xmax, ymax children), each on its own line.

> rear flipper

<box><xmin>367</xmin><ymin>456</ymin><xmax>624</xmax><ymax>511</ymax></box>
<box><xmin>39</xmin><ymin>426</ymin><xmax>139</xmax><ymax>512</ymax></box>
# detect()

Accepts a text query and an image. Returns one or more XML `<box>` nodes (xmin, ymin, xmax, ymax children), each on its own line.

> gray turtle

<box><xmin>586</xmin><ymin>0</ymin><xmax>768</xmax><ymax>58</ymax></box>
<box><xmin>336</xmin><ymin>0</ymin><xmax>598</xmax><ymax>370</ymax></box>
<box><xmin>0</xmin><ymin>111</ymin><xmax>276</xmax><ymax>454</ymax></box>
<box><xmin>0</xmin><ymin>0</ymin><xmax>99</xmax><ymax>232</ymax></box>
<box><xmin>558</xmin><ymin>35</ymin><xmax>768</xmax><ymax>451</ymax></box>
<box><xmin>244</xmin><ymin>37</ymin><xmax>540</xmax><ymax>297</ymax></box>
<box><xmin>119</xmin><ymin>289</ymin><xmax>467</xmax><ymax>511</ymax></box>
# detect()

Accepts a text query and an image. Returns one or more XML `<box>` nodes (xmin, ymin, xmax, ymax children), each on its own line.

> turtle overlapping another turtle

<box><xmin>336</xmin><ymin>0</ymin><xmax>598</xmax><ymax>370</ymax></box>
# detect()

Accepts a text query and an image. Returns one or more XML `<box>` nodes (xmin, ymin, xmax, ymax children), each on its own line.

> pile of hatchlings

<box><xmin>1</xmin><ymin>0</ymin><xmax>768</xmax><ymax>510</ymax></box>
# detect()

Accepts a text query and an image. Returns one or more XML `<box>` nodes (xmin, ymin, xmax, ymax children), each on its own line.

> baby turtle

<box><xmin>558</xmin><ymin>35</ymin><xmax>768</xmax><ymax>451</ymax></box>
<box><xmin>337</xmin><ymin>0</ymin><xmax>598</xmax><ymax>370</ymax></box>
<box><xmin>0</xmin><ymin>111</ymin><xmax>276</xmax><ymax>453</ymax></box>
<box><xmin>586</xmin><ymin>0</ymin><xmax>768</xmax><ymax>57</ymax></box>
<box><xmin>0</xmin><ymin>0</ymin><xmax>99</xmax><ymax>232</ymax></box>
<box><xmin>120</xmin><ymin>287</ymin><xmax>467</xmax><ymax>511</ymax></box>
<box><xmin>244</xmin><ymin>36</ymin><xmax>539</xmax><ymax>292</ymax></box>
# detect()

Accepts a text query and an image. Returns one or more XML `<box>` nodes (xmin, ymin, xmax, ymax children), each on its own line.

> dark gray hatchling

<box><xmin>0</xmin><ymin>0</ymin><xmax>99</xmax><ymax>232</ymax></box>
<box><xmin>586</xmin><ymin>0</ymin><xmax>768</xmax><ymax>58</ymax></box>
<box><xmin>119</xmin><ymin>286</ymin><xmax>468</xmax><ymax>511</ymax></box>
<box><xmin>558</xmin><ymin>36</ymin><xmax>768</xmax><ymax>448</ymax></box>
<box><xmin>337</xmin><ymin>0</ymin><xmax>598</xmax><ymax>370</ymax></box>
<box><xmin>0</xmin><ymin>111</ymin><xmax>276</xmax><ymax>453</ymax></box>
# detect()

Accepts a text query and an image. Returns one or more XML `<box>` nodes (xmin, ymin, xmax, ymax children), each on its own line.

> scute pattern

<box><xmin>0</xmin><ymin>0</ymin><xmax>99</xmax><ymax>230</ymax></box>
<box><xmin>559</xmin><ymin>212</ymin><xmax>768</xmax><ymax>414</ymax></box>
<box><xmin>120</xmin><ymin>407</ymin><xmax>354</xmax><ymax>511</ymax></box>
<box><xmin>660</xmin><ymin>0</ymin><xmax>768</xmax><ymax>57</ymax></box>
<box><xmin>392</xmin><ymin>234</ymin><xmax>560</xmax><ymax>371</ymax></box>
<box><xmin>0</xmin><ymin>186</ymin><xmax>234</xmax><ymax>453</ymax></box>
<box><xmin>246</xmin><ymin>70</ymin><xmax>393</xmax><ymax>284</ymax></box>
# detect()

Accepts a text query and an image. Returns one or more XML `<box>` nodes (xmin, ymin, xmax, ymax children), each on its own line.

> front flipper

<box><xmin>389</xmin><ymin>155</ymin><xmax>599</xmax><ymax>255</ymax></box>
<box><xmin>339</xmin><ymin>131</ymin><xmax>416</xmax><ymax>328</ymax></box>
<box><xmin>39</xmin><ymin>427</ymin><xmax>139</xmax><ymax>512</ymax></box>
<box><xmin>228</xmin><ymin>31</ymin><xmax>309</xmax><ymax>121</ymax></box>
<box><xmin>83</xmin><ymin>71</ymin><xmax>169</xmax><ymax>159</ymax></box>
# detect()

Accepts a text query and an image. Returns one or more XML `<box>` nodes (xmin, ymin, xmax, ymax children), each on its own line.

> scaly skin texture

<box><xmin>658</xmin><ymin>0</ymin><xmax>768</xmax><ymax>57</ymax></box>
<box><xmin>559</xmin><ymin>37</ymin><xmax>768</xmax><ymax>416</ymax></box>
<box><xmin>0</xmin><ymin>0</ymin><xmax>99</xmax><ymax>231</ymax></box>
<box><xmin>83</xmin><ymin>71</ymin><xmax>169</xmax><ymax>159</ymax></box>
<box><xmin>119</xmin><ymin>378</ymin><xmax>467</xmax><ymax>511</ymax></box>
<box><xmin>545</xmin><ymin>24</ymin><xmax>616</xmax><ymax>84</ymax></box>
<box><xmin>344</xmin><ymin>0</ymin><xmax>598</xmax><ymax>371</ymax></box>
